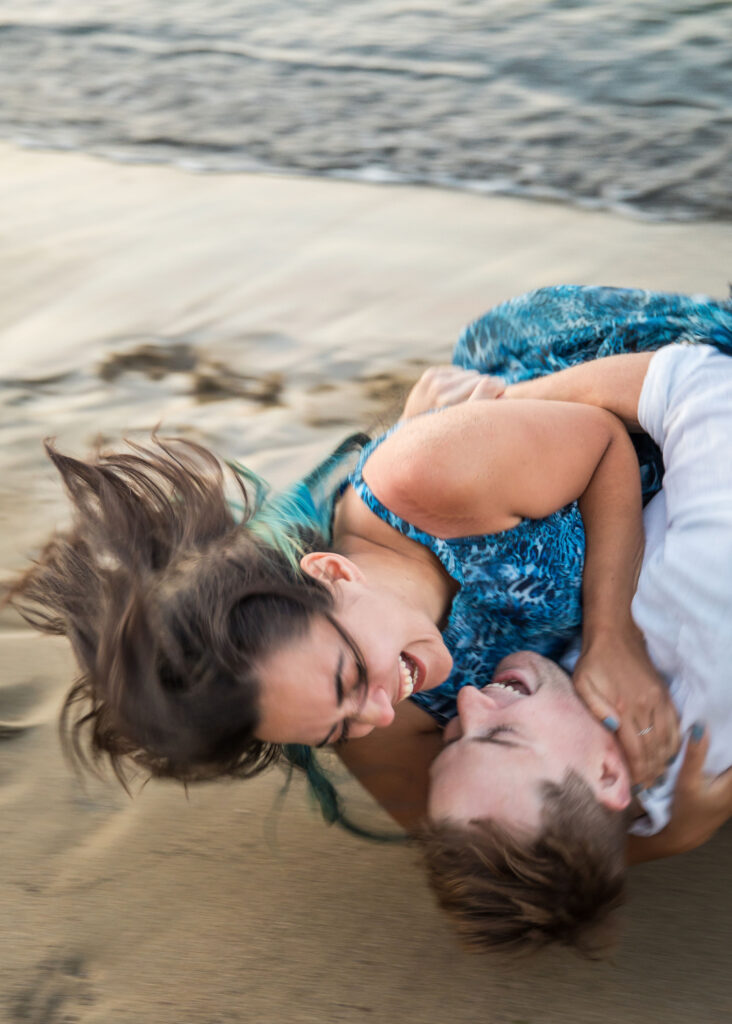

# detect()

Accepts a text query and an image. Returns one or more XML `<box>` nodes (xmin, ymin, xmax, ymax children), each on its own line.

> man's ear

<box><xmin>596</xmin><ymin>749</ymin><xmax>632</xmax><ymax>812</ymax></box>
<box><xmin>300</xmin><ymin>552</ymin><xmax>365</xmax><ymax>587</ymax></box>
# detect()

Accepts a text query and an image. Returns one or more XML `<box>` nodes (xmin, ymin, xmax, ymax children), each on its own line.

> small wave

<box><xmin>1</xmin><ymin>0</ymin><xmax>730</xmax><ymax>223</ymax></box>
<box><xmin>4</xmin><ymin>131</ymin><xmax>724</xmax><ymax>223</ymax></box>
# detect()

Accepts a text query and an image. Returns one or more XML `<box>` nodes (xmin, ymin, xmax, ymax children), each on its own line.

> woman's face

<box><xmin>253</xmin><ymin>558</ymin><xmax>453</xmax><ymax>746</ymax></box>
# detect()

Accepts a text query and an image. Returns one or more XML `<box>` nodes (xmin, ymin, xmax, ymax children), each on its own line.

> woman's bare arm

<box><xmin>367</xmin><ymin>397</ymin><xmax>677</xmax><ymax>786</ymax></box>
<box><xmin>503</xmin><ymin>352</ymin><xmax>655</xmax><ymax>429</ymax></box>
<box><xmin>402</xmin><ymin>352</ymin><xmax>656</xmax><ymax>429</ymax></box>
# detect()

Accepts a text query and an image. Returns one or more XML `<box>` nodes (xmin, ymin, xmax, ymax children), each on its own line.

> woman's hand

<box><xmin>573</xmin><ymin>622</ymin><xmax>680</xmax><ymax>789</ymax></box>
<box><xmin>627</xmin><ymin>725</ymin><xmax>732</xmax><ymax>862</ymax></box>
<box><xmin>401</xmin><ymin>366</ymin><xmax>506</xmax><ymax>420</ymax></box>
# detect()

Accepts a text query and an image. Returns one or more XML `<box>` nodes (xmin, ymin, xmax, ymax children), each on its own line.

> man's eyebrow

<box><xmin>471</xmin><ymin>735</ymin><xmax>520</xmax><ymax>750</ymax></box>
<box><xmin>442</xmin><ymin>732</ymin><xmax>521</xmax><ymax>752</ymax></box>
<box><xmin>315</xmin><ymin>651</ymin><xmax>345</xmax><ymax>748</ymax></box>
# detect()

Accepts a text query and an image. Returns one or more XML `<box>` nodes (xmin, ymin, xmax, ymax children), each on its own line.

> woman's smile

<box><xmin>399</xmin><ymin>651</ymin><xmax>428</xmax><ymax>698</ymax></box>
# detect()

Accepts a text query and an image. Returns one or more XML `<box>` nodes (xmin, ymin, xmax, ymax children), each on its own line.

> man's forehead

<box><xmin>431</xmin><ymin>768</ymin><xmax>545</xmax><ymax>831</ymax></box>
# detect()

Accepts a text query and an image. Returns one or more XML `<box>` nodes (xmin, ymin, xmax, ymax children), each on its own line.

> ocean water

<box><xmin>2</xmin><ymin>0</ymin><xmax>731</xmax><ymax>221</ymax></box>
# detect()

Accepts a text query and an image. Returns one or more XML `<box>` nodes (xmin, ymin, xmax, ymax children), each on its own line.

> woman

<box><xmin>11</xmin><ymin>286</ymin><xmax>731</xmax><ymax>848</ymax></box>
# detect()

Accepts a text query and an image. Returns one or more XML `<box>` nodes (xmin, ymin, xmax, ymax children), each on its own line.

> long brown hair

<box><xmin>8</xmin><ymin>437</ymin><xmax>336</xmax><ymax>786</ymax></box>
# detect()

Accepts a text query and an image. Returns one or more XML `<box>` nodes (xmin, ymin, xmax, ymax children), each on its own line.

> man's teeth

<box><xmin>487</xmin><ymin>680</ymin><xmax>527</xmax><ymax>696</ymax></box>
<box><xmin>399</xmin><ymin>655</ymin><xmax>417</xmax><ymax>698</ymax></box>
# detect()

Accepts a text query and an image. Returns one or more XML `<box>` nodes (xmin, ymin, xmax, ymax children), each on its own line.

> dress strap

<box><xmin>347</xmin><ymin>426</ymin><xmax>464</xmax><ymax>583</ymax></box>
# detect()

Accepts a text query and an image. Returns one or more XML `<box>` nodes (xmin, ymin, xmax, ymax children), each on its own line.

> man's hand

<box><xmin>665</xmin><ymin>726</ymin><xmax>732</xmax><ymax>852</ymax></box>
<box><xmin>627</xmin><ymin>725</ymin><xmax>732</xmax><ymax>862</ymax></box>
<box><xmin>573</xmin><ymin>623</ymin><xmax>680</xmax><ymax>789</ymax></box>
<box><xmin>401</xmin><ymin>366</ymin><xmax>506</xmax><ymax>420</ymax></box>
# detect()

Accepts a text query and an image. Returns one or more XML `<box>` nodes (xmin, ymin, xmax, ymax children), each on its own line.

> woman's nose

<box><xmin>456</xmin><ymin>684</ymin><xmax>497</xmax><ymax>727</ymax></box>
<box><xmin>354</xmin><ymin>686</ymin><xmax>396</xmax><ymax>729</ymax></box>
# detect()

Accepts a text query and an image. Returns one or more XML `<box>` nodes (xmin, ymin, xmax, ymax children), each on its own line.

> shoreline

<box><xmin>6</xmin><ymin>135</ymin><xmax>723</xmax><ymax>227</ymax></box>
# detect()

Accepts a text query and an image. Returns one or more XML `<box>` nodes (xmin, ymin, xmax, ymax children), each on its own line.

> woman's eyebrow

<box><xmin>334</xmin><ymin>650</ymin><xmax>345</xmax><ymax>705</ymax></box>
<box><xmin>315</xmin><ymin>651</ymin><xmax>345</xmax><ymax>748</ymax></box>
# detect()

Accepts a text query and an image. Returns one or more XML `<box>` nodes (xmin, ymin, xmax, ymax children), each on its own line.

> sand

<box><xmin>0</xmin><ymin>141</ymin><xmax>730</xmax><ymax>1024</ymax></box>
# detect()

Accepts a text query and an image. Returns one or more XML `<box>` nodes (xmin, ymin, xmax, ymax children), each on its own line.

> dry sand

<box><xmin>0</xmin><ymin>142</ymin><xmax>730</xmax><ymax>1024</ymax></box>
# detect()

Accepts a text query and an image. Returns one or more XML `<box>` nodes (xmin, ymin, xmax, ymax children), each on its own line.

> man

<box><xmin>423</xmin><ymin>343</ymin><xmax>732</xmax><ymax>954</ymax></box>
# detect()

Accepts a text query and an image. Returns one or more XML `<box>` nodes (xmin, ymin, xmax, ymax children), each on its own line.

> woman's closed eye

<box><xmin>335</xmin><ymin>668</ymin><xmax>369</xmax><ymax>744</ymax></box>
<box><xmin>337</xmin><ymin>718</ymin><xmax>353</xmax><ymax>744</ymax></box>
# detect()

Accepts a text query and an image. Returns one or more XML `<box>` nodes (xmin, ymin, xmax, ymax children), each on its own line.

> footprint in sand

<box><xmin>11</xmin><ymin>954</ymin><xmax>95</xmax><ymax>1024</ymax></box>
<box><xmin>0</xmin><ymin>679</ymin><xmax>45</xmax><ymax>744</ymax></box>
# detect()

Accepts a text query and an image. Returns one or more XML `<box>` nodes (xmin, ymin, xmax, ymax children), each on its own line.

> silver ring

<box><xmin>637</xmin><ymin>724</ymin><xmax>654</xmax><ymax>737</ymax></box>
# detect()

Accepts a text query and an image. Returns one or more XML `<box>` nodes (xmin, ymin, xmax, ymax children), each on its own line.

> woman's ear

<box><xmin>300</xmin><ymin>552</ymin><xmax>365</xmax><ymax>586</ymax></box>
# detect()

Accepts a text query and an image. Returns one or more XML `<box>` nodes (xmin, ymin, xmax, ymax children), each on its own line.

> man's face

<box><xmin>428</xmin><ymin>651</ymin><xmax>631</xmax><ymax>833</ymax></box>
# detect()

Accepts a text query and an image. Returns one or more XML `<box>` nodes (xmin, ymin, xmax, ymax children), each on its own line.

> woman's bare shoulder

<box><xmin>360</xmin><ymin>405</ymin><xmax>519</xmax><ymax>537</ymax></box>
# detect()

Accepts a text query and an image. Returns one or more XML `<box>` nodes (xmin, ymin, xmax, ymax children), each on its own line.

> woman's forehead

<box><xmin>254</xmin><ymin>619</ymin><xmax>347</xmax><ymax>742</ymax></box>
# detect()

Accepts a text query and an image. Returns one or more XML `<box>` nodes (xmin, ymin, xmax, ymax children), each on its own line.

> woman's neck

<box><xmin>332</xmin><ymin>489</ymin><xmax>457</xmax><ymax>625</ymax></box>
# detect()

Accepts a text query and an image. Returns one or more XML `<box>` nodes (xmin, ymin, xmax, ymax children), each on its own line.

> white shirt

<box><xmin>630</xmin><ymin>343</ymin><xmax>732</xmax><ymax>834</ymax></box>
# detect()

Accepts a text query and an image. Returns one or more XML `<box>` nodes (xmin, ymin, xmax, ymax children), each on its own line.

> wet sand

<box><xmin>0</xmin><ymin>142</ymin><xmax>730</xmax><ymax>1023</ymax></box>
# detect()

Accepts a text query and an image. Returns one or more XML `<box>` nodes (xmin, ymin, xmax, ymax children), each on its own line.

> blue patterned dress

<box><xmin>347</xmin><ymin>285</ymin><xmax>732</xmax><ymax>723</ymax></box>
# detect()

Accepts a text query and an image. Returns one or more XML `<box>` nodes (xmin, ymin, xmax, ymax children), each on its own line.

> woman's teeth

<box><xmin>398</xmin><ymin>654</ymin><xmax>418</xmax><ymax>699</ymax></box>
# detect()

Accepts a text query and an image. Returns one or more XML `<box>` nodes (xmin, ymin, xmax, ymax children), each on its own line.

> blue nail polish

<box><xmin>602</xmin><ymin>715</ymin><xmax>620</xmax><ymax>733</ymax></box>
<box><xmin>691</xmin><ymin>722</ymin><xmax>705</xmax><ymax>742</ymax></box>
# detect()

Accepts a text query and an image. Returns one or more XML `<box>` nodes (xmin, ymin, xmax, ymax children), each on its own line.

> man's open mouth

<box><xmin>488</xmin><ymin>664</ymin><xmax>534</xmax><ymax>697</ymax></box>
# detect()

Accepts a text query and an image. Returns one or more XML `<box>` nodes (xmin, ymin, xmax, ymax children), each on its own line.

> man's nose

<box><xmin>456</xmin><ymin>684</ymin><xmax>498</xmax><ymax>727</ymax></box>
<box><xmin>354</xmin><ymin>686</ymin><xmax>395</xmax><ymax>729</ymax></box>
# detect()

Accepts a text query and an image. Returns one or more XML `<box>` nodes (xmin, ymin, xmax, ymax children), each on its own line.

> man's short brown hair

<box><xmin>421</xmin><ymin>772</ymin><xmax>629</xmax><ymax>957</ymax></box>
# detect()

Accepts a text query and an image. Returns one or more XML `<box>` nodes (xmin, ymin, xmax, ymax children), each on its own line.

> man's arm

<box><xmin>628</xmin><ymin>726</ymin><xmax>732</xmax><ymax>862</ymax></box>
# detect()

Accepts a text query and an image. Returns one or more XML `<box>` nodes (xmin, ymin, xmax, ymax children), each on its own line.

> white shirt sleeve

<box><xmin>630</xmin><ymin>342</ymin><xmax>732</xmax><ymax>835</ymax></box>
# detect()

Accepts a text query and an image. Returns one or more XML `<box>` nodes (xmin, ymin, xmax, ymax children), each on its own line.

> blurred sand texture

<box><xmin>0</xmin><ymin>142</ymin><xmax>730</xmax><ymax>1023</ymax></box>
